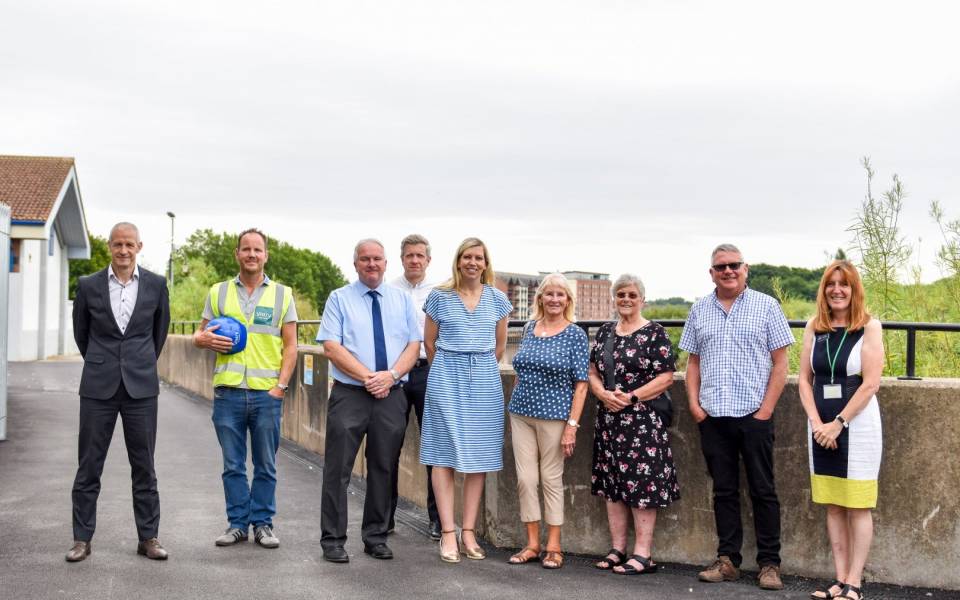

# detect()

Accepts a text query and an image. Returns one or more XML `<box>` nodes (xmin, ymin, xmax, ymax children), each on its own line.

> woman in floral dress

<box><xmin>588</xmin><ymin>274</ymin><xmax>680</xmax><ymax>575</ymax></box>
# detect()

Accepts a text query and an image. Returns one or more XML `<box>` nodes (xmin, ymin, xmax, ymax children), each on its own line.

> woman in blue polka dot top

<box><xmin>506</xmin><ymin>273</ymin><xmax>589</xmax><ymax>570</ymax></box>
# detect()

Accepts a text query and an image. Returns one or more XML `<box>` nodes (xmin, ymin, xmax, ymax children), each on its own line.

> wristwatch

<box><xmin>566</xmin><ymin>419</ymin><xmax>580</xmax><ymax>428</ymax></box>
<box><xmin>390</xmin><ymin>369</ymin><xmax>400</xmax><ymax>382</ymax></box>
<box><xmin>276</xmin><ymin>383</ymin><xmax>289</xmax><ymax>392</ymax></box>
<box><xmin>834</xmin><ymin>415</ymin><xmax>848</xmax><ymax>428</ymax></box>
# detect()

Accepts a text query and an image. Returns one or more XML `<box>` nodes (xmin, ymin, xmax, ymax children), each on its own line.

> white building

<box><xmin>0</xmin><ymin>156</ymin><xmax>90</xmax><ymax>361</ymax></box>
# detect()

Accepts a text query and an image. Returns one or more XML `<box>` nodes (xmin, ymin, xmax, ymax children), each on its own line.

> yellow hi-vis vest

<box><xmin>209</xmin><ymin>279</ymin><xmax>292</xmax><ymax>390</ymax></box>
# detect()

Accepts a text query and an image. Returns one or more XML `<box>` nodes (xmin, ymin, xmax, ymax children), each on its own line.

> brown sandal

<box><xmin>542</xmin><ymin>550</ymin><xmax>564</xmax><ymax>570</ymax></box>
<box><xmin>508</xmin><ymin>547</ymin><xmax>540</xmax><ymax>565</ymax></box>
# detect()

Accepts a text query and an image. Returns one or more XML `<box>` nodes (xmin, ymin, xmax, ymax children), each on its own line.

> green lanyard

<box><xmin>825</xmin><ymin>329</ymin><xmax>848</xmax><ymax>385</ymax></box>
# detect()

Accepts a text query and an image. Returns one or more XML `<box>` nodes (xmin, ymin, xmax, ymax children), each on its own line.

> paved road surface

<box><xmin>0</xmin><ymin>361</ymin><xmax>948</xmax><ymax>599</ymax></box>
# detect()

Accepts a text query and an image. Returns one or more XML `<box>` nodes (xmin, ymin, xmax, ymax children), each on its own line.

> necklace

<box><xmin>538</xmin><ymin>320</ymin><xmax>567</xmax><ymax>337</ymax></box>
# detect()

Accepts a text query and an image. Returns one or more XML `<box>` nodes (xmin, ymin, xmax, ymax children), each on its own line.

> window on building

<box><xmin>10</xmin><ymin>239</ymin><xmax>21</xmax><ymax>273</ymax></box>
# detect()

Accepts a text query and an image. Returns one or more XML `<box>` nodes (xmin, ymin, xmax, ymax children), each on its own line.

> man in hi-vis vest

<box><xmin>193</xmin><ymin>228</ymin><xmax>298</xmax><ymax>549</ymax></box>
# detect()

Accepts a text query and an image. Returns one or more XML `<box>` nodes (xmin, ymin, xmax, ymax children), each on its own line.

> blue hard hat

<box><xmin>207</xmin><ymin>316</ymin><xmax>247</xmax><ymax>355</ymax></box>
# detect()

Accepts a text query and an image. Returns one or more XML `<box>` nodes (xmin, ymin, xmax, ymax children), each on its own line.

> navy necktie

<box><xmin>368</xmin><ymin>290</ymin><xmax>388</xmax><ymax>371</ymax></box>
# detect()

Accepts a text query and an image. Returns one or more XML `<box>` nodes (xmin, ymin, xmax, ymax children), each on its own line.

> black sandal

<box><xmin>594</xmin><ymin>548</ymin><xmax>626</xmax><ymax>570</ymax></box>
<box><xmin>811</xmin><ymin>580</ymin><xmax>846</xmax><ymax>599</ymax></box>
<box><xmin>613</xmin><ymin>554</ymin><xmax>658</xmax><ymax>575</ymax></box>
<box><xmin>836</xmin><ymin>584</ymin><xmax>864</xmax><ymax>600</ymax></box>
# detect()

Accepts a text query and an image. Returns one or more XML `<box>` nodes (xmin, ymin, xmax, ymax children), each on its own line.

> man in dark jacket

<box><xmin>66</xmin><ymin>222</ymin><xmax>170</xmax><ymax>562</ymax></box>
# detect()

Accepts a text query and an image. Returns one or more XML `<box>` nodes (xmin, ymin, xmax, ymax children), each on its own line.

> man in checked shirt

<box><xmin>679</xmin><ymin>243</ymin><xmax>794</xmax><ymax>591</ymax></box>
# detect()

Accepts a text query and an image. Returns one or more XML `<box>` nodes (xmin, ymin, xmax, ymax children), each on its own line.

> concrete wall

<box><xmin>159</xmin><ymin>335</ymin><xmax>960</xmax><ymax>589</ymax></box>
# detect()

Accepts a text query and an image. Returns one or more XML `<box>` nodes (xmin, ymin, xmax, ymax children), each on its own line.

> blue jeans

<box><xmin>212</xmin><ymin>387</ymin><xmax>282</xmax><ymax>530</ymax></box>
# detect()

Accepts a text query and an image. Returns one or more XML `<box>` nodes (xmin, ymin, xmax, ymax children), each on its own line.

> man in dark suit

<box><xmin>66</xmin><ymin>222</ymin><xmax>171</xmax><ymax>562</ymax></box>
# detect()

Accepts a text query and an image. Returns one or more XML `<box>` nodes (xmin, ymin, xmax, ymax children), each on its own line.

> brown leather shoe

<box><xmin>137</xmin><ymin>538</ymin><xmax>169</xmax><ymax>560</ymax></box>
<box><xmin>65</xmin><ymin>541</ymin><xmax>91</xmax><ymax>562</ymax></box>
<box><xmin>698</xmin><ymin>556</ymin><xmax>739</xmax><ymax>582</ymax></box>
<box><xmin>758</xmin><ymin>564</ymin><xmax>784</xmax><ymax>590</ymax></box>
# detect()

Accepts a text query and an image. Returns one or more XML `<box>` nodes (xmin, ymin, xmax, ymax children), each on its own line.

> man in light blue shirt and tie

<box><xmin>316</xmin><ymin>238</ymin><xmax>421</xmax><ymax>563</ymax></box>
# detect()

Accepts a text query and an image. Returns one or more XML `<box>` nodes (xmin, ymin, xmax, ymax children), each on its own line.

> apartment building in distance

<box><xmin>562</xmin><ymin>271</ymin><xmax>612</xmax><ymax>321</ymax></box>
<box><xmin>494</xmin><ymin>271</ymin><xmax>541</xmax><ymax>320</ymax></box>
<box><xmin>494</xmin><ymin>270</ymin><xmax>612</xmax><ymax>322</ymax></box>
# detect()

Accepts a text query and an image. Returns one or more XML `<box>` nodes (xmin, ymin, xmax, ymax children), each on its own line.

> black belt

<box><xmin>334</xmin><ymin>381</ymin><xmax>402</xmax><ymax>392</ymax></box>
<box><xmin>413</xmin><ymin>359</ymin><xmax>429</xmax><ymax>368</ymax></box>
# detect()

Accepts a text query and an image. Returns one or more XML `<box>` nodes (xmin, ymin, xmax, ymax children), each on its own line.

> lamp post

<box><xmin>166</xmin><ymin>211</ymin><xmax>176</xmax><ymax>287</ymax></box>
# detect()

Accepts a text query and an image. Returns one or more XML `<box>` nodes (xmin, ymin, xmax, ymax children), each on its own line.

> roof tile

<box><xmin>0</xmin><ymin>155</ymin><xmax>75</xmax><ymax>222</ymax></box>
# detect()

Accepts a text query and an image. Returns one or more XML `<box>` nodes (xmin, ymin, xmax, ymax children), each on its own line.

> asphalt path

<box><xmin>0</xmin><ymin>361</ymin><xmax>949</xmax><ymax>600</ymax></box>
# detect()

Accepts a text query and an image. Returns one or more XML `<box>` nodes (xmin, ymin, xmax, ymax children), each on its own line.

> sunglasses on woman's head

<box><xmin>615</xmin><ymin>291</ymin><xmax>641</xmax><ymax>299</ymax></box>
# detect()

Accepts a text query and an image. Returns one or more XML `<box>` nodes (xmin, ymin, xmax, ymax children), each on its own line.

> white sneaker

<box><xmin>215</xmin><ymin>527</ymin><xmax>248</xmax><ymax>546</ymax></box>
<box><xmin>254</xmin><ymin>525</ymin><xmax>279</xmax><ymax>549</ymax></box>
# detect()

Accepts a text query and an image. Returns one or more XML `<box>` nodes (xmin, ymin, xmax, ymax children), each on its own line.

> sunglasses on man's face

<box><xmin>712</xmin><ymin>262</ymin><xmax>744</xmax><ymax>272</ymax></box>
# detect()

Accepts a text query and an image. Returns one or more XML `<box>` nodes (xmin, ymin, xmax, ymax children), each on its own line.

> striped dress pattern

<box><xmin>419</xmin><ymin>285</ymin><xmax>513</xmax><ymax>473</ymax></box>
<box><xmin>808</xmin><ymin>328</ymin><xmax>883</xmax><ymax>508</ymax></box>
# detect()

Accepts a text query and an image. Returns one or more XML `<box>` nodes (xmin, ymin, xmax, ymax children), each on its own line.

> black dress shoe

<box><xmin>429</xmin><ymin>520</ymin><xmax>442</xmax><ymax>541</ymax></box>
<box><xmin>323</xmin><ymin>547</ymin><xmax>349</xmax><ymax>563</ymax></box>
<box><xmin>363</xmin><ymin>543</ymin><xmax>394</xmax><ymax>559</ymax></box>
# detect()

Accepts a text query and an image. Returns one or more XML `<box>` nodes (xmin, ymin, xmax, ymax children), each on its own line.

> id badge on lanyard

<box><xmin>823</xmin><ymin>384</ymin><xmax>843</xmax><ymax>399</ymax></box>
<box><xmin>824</xmin><ymin>329</ymin><xmax>848</xmax><ymax>400</ymax></box>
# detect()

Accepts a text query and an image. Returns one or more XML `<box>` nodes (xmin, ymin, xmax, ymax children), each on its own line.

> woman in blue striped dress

<box><xmin>420</xmin><ymin>237</ymin><xmax>513</xmax><ymax>563</ymax></box>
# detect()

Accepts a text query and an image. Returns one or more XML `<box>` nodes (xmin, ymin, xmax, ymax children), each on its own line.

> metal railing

<box><xmin>170</xmin><ymin>321</ymin><xmax>201</xmax><ymax>335</ymax></box>
<box><xmin>171</xmin><ymin>318</ymin><xmax>960</xmax><ymax>380</ymax></box>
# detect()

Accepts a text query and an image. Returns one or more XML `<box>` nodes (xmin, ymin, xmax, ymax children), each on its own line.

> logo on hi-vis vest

<box><xmin>253</xmin><ymin>307</ymin><xmax>274</xmax><ymax>325</ymax></box>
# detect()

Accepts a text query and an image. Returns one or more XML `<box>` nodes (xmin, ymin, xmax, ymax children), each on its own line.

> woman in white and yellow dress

<box><xmin>798</xmin><ymin>260</ymin><xmax>883</xmax><ymax>600</ymax></box>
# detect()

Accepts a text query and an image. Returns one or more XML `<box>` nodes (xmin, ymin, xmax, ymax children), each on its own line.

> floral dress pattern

<box><xmin>590</xmin><ymin>321</ymin><xmax>680</xmax><ymax>508</ymax></box>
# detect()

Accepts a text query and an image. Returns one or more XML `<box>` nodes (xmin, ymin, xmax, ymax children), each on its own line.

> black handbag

<box><xmin>601</xmin><ymin>324</ymin><xmax>674</xmax><ymax>427</ymax></box>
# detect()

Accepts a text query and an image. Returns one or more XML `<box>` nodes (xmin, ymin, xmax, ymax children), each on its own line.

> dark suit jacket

<box><xmin>73</xmin><ymin>266</ymin><xmax>171</xmax><ymax>400</ymax></box>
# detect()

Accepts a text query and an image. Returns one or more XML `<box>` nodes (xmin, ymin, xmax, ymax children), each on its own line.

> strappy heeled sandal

<box><xmin>439</xmin><ymin>529</ymin><xmax>460</xmax><ymax>563</ymax></box>
<box><xmin>460</xmin><ymin>528</ymin><xmax>485</xmax><ymax>560</ymax></box>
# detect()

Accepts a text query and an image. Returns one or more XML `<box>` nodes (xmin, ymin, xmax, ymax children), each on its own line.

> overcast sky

<box><xmin>3</xmin><ymin>0</ymin><xmax>958</xmax><ymax>300</ymax></box>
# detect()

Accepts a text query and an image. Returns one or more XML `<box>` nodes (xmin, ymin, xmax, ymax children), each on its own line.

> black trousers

<box><xmin>71</xmin><ymin>382</ymin><xmax>159</xmax><ymax>542</ymax></box>
<box><xmin>321</xmin><ymin>382</ymin><xmax>407</xmax><ymax>550</ymax></box>
<box><xmin>389</xmin><ymin>361</ymin><xmax>439</xmax><ymax>527</ymax></box>
<box><xmin>698</xmin><ymin>414</ymin><xmax>781</xmax><ymax>567</ymax></box>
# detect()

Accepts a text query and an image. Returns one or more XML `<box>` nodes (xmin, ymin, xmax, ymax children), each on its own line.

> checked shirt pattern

<box><xmin>679</xmin><ymin>288</ymin><xmax>794</xmax><ymax>417</ymax></box>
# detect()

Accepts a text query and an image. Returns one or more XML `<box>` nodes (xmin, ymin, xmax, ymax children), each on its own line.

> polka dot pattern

<box><xmin>508</xmin><ymin>323</ymin><xmax>589</xmax><ymax>421</ymax></box>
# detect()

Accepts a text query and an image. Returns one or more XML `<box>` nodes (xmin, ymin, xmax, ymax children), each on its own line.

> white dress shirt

<box><xmin>108</xmin><ymin>264</ymin><xmax>140</xmax><ymax>334</ymax></box>
<box><xmin>390</xmin><ymin>275</ymin><xmax>436</xmax><ymax>359</ymax></box>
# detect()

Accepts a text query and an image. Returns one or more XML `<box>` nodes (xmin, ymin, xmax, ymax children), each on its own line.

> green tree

<box><xmin>647</xmin><ymin>297</ymin><xmax>692</xmax><ymax>307</ymax></box>
<box><xmin>168</xmin><ymin>257</ymin><xmax>221</xmax><ymax>322</ymax></box>
<box><xmin>68</xmin><ymin>235</ymin><xmax>110</xmax><ymax>299</ymax></box>
<box><xmin>747</xmin><ymin>264</ymin><xmax>821</xmax><ymax>301</ymax></box>
<box><xmin>175</xmin><ymin>229</ymin><xmax>346</xmax><ymax>314</ymax></box>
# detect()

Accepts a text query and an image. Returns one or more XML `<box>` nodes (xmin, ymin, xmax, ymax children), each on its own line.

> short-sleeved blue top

<box><xmin>423</xmin><ymin>285</ymin><xmax>513</xmax><ymax>353</ymax></box>
<box><xmin>508</xmin><ymin>323</ymin><xmax>589</xmax><ymax>421</ymax></box>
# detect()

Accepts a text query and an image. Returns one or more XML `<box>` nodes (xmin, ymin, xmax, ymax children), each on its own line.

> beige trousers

<box><xmin>510</xmin><ymin>413</ymin><xmax>566</xmax><ymax>525</ymax></box>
